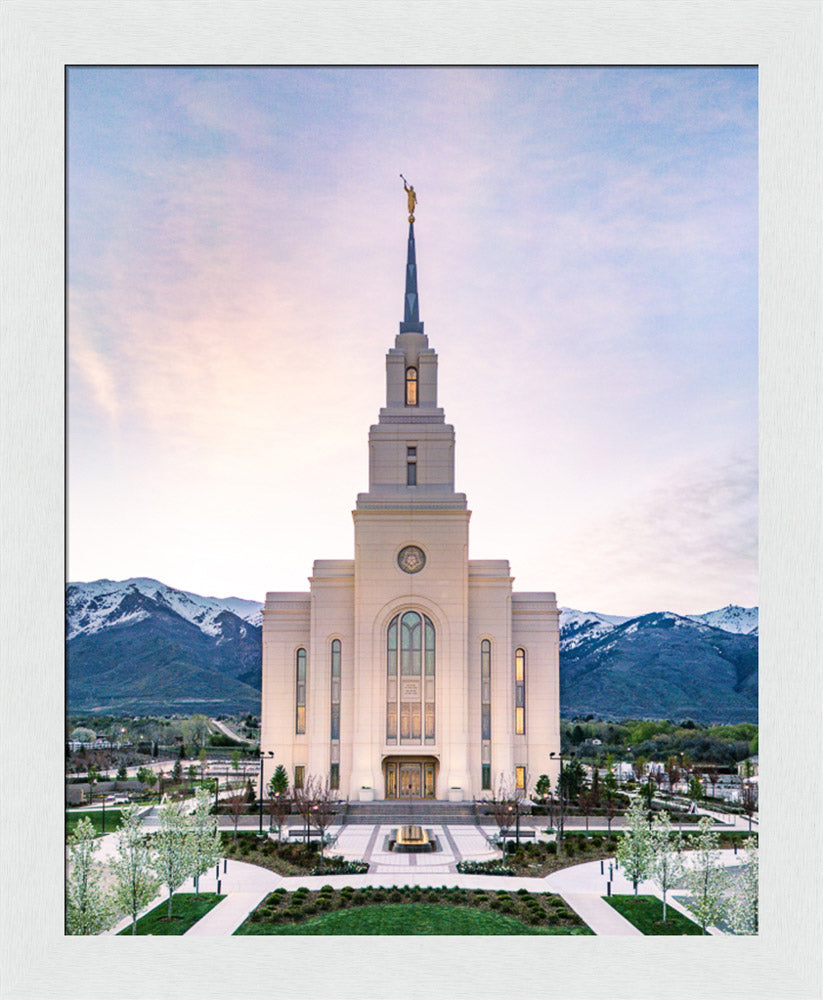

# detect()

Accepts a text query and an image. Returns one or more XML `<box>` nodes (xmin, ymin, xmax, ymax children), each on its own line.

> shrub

<box><xmin>547</xmin><ymin>842</ymin><xmax>557</xmax><ymax>854</ymax></box>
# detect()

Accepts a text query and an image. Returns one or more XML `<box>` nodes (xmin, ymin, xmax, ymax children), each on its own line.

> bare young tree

<box><xmin>665</xmin><ymin>755</ymin><xmax>681</xmax><ymax>794</ymax></box>
<box><xmin>740</xmin><ymin>779</ymin><xmax>758</xmax><ymax>832</ymax></box>
<box><xmin>294</xmin><ymin>775</ymin><xmax>339</xmax><ymax>860</ymax></box>
<box><xmin>486</xmin><ymin>775</ymin><xmax>521</xmax><ymax>845</ymax></box>
<box><xmin>225</xmin><ymin>791</ymin><xmax>248</xmax><ymax>845</ymax></box>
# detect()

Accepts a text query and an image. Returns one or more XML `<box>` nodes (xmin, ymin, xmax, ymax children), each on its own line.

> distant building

<box><xmin>261</xmin><ymin>208</ymin><xmax>560</xmax><ymax>802</ymax></box>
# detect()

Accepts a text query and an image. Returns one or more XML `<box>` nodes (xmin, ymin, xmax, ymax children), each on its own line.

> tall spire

<box><xmin>399</xmin><ymin>221</ymin><xmax>424</xmax><ymax>334</ymax></box>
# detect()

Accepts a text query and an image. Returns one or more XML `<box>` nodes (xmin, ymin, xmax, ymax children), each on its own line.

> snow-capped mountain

<box><xmin>560</xmin><ymin>604</ymin><xmax>758</xmax><ymax>651</ymax></box>
<box><xmin>686</xmin><ymin>604</ymin><xmax>759</xmax><ymax>635</ymax></box>
<box><xmin>67</xmin><ymin>578</ymin><xmax>263</xmax><ymax>641</ymax></box>
<box><xmin>560</xmin><ymin>610</ymin><xmax>758</xmax><ymax>723</ymax></box>
<box><xmin>559</xmin><ymin>608</ymin><xmax>630</xmax><ymax>651</ymax></box>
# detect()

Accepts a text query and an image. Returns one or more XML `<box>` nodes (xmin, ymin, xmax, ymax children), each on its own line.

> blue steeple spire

<box><xmin>399</xmin><ymin>221</ymin><xmax>424</xmax><ymax>334</ymax></box>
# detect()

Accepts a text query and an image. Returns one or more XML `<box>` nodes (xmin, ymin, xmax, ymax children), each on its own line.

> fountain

<box><xmin>390</xmin><ymin>824</ymin><xmax>436</xmax><ymax>853</ymax></box>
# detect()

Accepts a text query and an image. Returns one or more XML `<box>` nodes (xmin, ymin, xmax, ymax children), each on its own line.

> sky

<box><xmin>67</xmin><ymin>66</ymin><xmax>758</xmax><ymax>617</ymax></box>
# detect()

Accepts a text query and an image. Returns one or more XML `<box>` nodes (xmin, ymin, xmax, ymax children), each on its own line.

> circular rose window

<box><xmin>397</xmin><ymin>545</ymin><xmax>426</xmax><ymax>574</ymax></box>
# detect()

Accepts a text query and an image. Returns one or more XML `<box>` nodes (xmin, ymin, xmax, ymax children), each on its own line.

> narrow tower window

<box><xmin>405</xmin><ymin>366</ymin><xmax>418</xmax><ymax>406</ymax></box>
<box><xmin>295</xmin><ymin>647</ymin><xmax>307</xmax><ymax>734</ymax></box>
<box><xmin>406</xmin><ymin>445</ymin><xmax>417</xmax><ymax>486</ymax></box>
<box><xmin>515</xmin><ymin>648</ymin><xmax>526</xmax><ymax>735</ymax></box>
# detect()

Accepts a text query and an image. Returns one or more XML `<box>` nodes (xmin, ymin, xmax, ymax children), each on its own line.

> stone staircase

<box><xmin>342</xmin><ymin>800</ymin><xmax>479</xmax><ymax>826</ymax></box>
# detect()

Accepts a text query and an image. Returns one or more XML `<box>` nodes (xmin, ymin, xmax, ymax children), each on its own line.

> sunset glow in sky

<box><xmin>67</xmin><ymin>66</ymin><xmax>757</xmax><ymax>617</ymax></box>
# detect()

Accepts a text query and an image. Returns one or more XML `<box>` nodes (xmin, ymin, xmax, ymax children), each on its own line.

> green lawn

<box><xmin>117</xmin><ymin>893</ymin><xmax>224</xmax><ymax>935</ymax></box>
<box><xmin>66</xmin><ymin>809</ymin><xmax>124</xmax><ymax>838</ymax></box>
<box><xmin>236</xmin><ymin>901</ymin><xmax>590</xmax><ymax>935</ymax></box>
<box><xmin>604</xmin><ymin>895</ymin><xmax>704</xmax><ymax>935</ymax></box>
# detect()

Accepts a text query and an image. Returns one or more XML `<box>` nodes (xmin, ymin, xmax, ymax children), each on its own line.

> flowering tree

<box><xmin>685</xmin><ymin>816</ymin><xmax>729</xmax><ymax>934</ymax></box>
<box><xmin>111</xmin><ymin>804</ymin><xmax>159</xmax><ymax>935</ymax></box>
<box><xmin>188</xmin><ymin>788</ymin><xmax>221</xmax><ymax>895</ymax></box>
<box><xmin>726</xmin><ymin>837</ymin><xmax>758</xmax><ymax>934</ymax></box>
<box><xmin>616</xmin><ymin>799</ymin><xmax>652</xmax><ymax>898</ymax></box>
<box><xmin>66</xmin><ymin>817</ymin><xmax>114</xmax><ymax>935</ymax></box>
<box><xmin>648</xmin><ymin>810</ymin><xmax>685</xmax><ymax>922</ymax></box>
<box><xmin>153</xmin><ymin>800</ymin><xmax>193</xmax><ymax>919</ymax></box>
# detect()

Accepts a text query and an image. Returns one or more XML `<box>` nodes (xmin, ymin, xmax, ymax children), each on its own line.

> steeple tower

<box><xmin>355</xmin><ymin>188</ymin><xmax>466</xmax><ymax>511</ymax></box>
<box><xmin>399</xmin><ymin>222</ymin><xmax>424</xmax><ymax>334</ymax></box>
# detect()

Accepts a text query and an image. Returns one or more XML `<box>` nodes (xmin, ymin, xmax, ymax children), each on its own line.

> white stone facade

<box><xmin>261</xmin><ymin>225</ymin><xmax>560</xmax><ymax>802</ymax></box>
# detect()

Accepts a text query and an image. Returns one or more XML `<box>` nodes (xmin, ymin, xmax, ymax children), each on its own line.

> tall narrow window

<box><xmin>330</xmin><ymin>638</ymin><xmax>341</xmax><ymax>786</ymax></box>
<box><xmin>515</xmin><ymin>648</ymin><xmax>526</xmax><ymax>735</ymax></box>
<box><xmin>405</xmin><ymin>366</ymin><xmax>418</xmax><ymax>406</ymax></box>
<box><xmin>295</xmin><ymin>647</ymin><xmax>307</xmax><ymax>734</ymax></box>
<box><xmin>330</xmin><ymin>639</ymin><xmax>341</xmax><ymax>739</ymax></box>
<box><xmin>481</xmin><ymin>639</ymin><xmax>492</xmax><ymax>790</ymax></box>
<box><xmin>294</xmin><ymin>765</ymin><xmax>304</xmax><ymax>790</ymax></box>
<box><xmin>406</xmin><ymin>445</ymin><xmax>417</xmax><ymax>486</ymax></box>
<box><xmin>387</xmin><ymin>611</ymin><xmax>435</xmax><ymax>745</ymax></box>
<box><xmin>515</xmin><ymin>765</ymin><xmax>526</xmax><ymax>791</ymax></box>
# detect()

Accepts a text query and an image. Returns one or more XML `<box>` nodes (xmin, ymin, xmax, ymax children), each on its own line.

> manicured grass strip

<box><xmin>118</xmin><ymin>893</ymin><xmax>225</xmax><ymax>936</ymax></box>
<box><xmin>236</xmin><ymin>902</ymin><xmax>590</xmax><ymax>935</ymax></box>
<box><xmin>66</xmin><ymin>809</ymin><xmax>124</xmax><ymax>838</ymax></box>
<box><xmin>604</xmin><ymin>895</ymin><xmax>704</xmax><ymax>935</ymax></box>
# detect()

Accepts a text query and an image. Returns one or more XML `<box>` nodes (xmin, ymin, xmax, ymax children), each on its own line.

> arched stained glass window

<box><xmin>387</xmin><ymin>611</ymin><xmax>435</xmax><ymax>744</ymax></box>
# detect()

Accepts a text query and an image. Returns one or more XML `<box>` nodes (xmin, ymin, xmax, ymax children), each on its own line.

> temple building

<box><xmin>261</xmin><ymin>191</ymin><xmax>560</xmax><ymax>802</ymax></box>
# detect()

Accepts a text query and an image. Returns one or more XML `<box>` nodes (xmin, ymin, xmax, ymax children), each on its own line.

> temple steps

<box><xmin>342</xmin><ymin>801</ymin><xmax>479</xmax><ymax>826</ymax></box>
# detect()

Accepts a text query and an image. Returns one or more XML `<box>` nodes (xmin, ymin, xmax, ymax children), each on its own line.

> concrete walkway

<box><xmin>98</xmin><ymin>815</ymin><xmax>749</xmax><ymax>937</ymax></box>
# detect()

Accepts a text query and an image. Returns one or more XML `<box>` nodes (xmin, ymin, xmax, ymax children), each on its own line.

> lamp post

<box><xmin>258</xmin><ymin>750</ymin><xmax>275</xmax><ymax>837</ymax></box>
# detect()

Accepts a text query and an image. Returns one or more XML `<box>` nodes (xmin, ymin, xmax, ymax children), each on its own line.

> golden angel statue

<box><xmin>400</xmin><ymin>174</ymin><xmax>417</xmax><ymax>221</ymax></box>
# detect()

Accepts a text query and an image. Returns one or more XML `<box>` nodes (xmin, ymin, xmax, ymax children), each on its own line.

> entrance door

<box><xmin>385</xmin><ymin>762</ymin><xmax>397</xmax><ymax>798</ymax></box>
<box><xmin>399</xmin><ymin>762</ymin><xmax>422</xmax><ymax>798</ymax></box>
<box><xmin>424</xmin><ymin>761</ymin><xmax>436</xmax><ymax>798</ymax></box>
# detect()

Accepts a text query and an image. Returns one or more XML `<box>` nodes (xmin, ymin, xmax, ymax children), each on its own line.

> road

<box><xmin>210</xmin><ymin>718</ymin><xmax>256</xmax><ymax>744</ymax></box>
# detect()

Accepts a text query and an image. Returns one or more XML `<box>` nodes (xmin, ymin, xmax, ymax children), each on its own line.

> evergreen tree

<box><xmin>648</xmin><ymin>810</ymin><xmax>685</xmax><ymax>922</ymax></box>
<box><xmin>111</xmin><ymin>804</ymin><xmax>159</xmax><ymax>935</ymax></box>
<box><xmin>685</xmin><ymin>817</ymin><xmax>729</xmax><ymax>934</ymax></box>
<box><xmin>616</xmin><ymin>799</ymin><xmax>652</xmax><ymax>897</ymax></box>
<box><xmin>66</xmin><ymin>818</ymin><xmax>114</xmax><ymax>935</ymax></box>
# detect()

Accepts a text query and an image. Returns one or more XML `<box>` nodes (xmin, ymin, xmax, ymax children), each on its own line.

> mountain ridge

<box><xmin>66</xmin><ymin>579</ymin><xmax>758</xmax><ymax>721</ymax></box>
